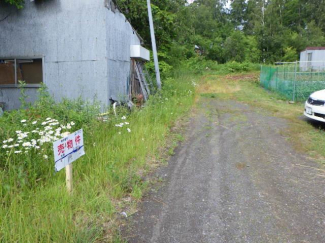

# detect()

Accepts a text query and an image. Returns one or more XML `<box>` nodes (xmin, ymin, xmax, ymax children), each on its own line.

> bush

<box><xmin>179</xmin><ymin>57</ymin><xmax>259</xmax><ymax>75</ymax></box>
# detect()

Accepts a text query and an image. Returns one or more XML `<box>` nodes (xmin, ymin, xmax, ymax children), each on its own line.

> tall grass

<box><xmin>0</xmin><ymin>71</ymin><xmax>197</xmax><ymax>242</ymax></box>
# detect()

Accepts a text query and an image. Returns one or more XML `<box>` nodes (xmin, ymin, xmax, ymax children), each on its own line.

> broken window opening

<box><xmin>0</xmin><ymin>58</ymin><xmax>43</xmax><ymax>87</ymax></box>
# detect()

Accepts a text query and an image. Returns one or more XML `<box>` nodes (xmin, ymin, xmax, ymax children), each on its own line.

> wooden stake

<box><xmin>65</xmin><ymin>163</ymin><xmax>73</xmax><ymax>193</ymax></box>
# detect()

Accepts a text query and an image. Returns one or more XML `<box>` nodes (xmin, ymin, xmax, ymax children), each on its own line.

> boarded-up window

<box><xmin>0</xmin><ymin>60</ymin><xmax>15</xmax><ymax>85</ymax></box>
<box><xmin>17</xmin><ymin>59</ymin><xmax>43</xmax><ymax>84</ymax></box>
<box><xmin>0</xmin><ymin>58</ymin><xmax>43</xmax><ymax>86</ymax></box>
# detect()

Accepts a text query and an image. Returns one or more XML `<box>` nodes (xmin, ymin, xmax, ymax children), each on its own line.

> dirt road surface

<box><xmin>122</xmin><ymin>93</ymin><xmax>325</xmax><ymax>242</ymax></box>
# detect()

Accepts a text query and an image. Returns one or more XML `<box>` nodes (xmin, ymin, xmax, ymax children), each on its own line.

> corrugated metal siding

<box><xmin>106</xmin><ymin>10</ymin><xmax>141</xmax><ymax>101</ymax></box>
<box><xmin>0</xmin><ymin>0</ymin><xmax>141</xmax><ymax>110</ymax></box>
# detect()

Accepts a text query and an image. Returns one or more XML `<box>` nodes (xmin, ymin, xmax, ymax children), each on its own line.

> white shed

<box><xmin>300</xmin><ymin>47</ymin><xmax>325</xmax><ymax>71</ymax></box>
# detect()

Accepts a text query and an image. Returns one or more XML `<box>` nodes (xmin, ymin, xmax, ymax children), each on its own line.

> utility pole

<box><xmin>147</xmin><ymin>0</ymin><xmax>161</xmax><ymax>90</ymax></box>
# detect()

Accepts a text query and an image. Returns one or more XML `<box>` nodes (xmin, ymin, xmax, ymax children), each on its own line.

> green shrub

<box><xmin>179</xmin><ymin>57</ymin><xmax>259</xmax><ymax>75</ymax></box>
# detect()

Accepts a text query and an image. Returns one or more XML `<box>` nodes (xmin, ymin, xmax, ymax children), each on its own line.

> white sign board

<box><xmin>53</xmin><ymin>129</ymin><xmax>85</xmax><ymax>172</ymax></box>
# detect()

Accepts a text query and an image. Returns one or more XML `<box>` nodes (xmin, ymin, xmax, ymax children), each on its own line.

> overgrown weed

<box><xmin>0</xmin><ymin>71</ymin><xmax>198</xmax><ymax>242</ymax></box>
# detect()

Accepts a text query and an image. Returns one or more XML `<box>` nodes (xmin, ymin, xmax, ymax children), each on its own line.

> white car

<box><xmin>304</xmin><ymin>90</ymin><xmax>325</xmax><ymax>122</ymax></box>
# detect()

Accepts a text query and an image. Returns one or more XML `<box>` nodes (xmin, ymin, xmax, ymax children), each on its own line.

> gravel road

<box><xmin>122</xmin><ymin>97</ymin><xmax>325</xmax><ymax>243</ymax></box>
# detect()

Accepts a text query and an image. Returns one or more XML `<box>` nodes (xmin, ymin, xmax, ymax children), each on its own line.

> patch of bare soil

<box><xmin>224</xmin><ymin>73</ymin><xmax>259</xmax><ymax>81</ymax></box>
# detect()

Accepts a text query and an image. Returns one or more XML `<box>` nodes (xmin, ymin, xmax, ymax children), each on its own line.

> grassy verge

<box><xmin>198</xmin><ymin>72</ymin><xmax>325</xmax><ymax>165</ymax></box>
<box><xmin>0</xmin><ymin>71</ymin><xmax>197</xmax><ymax>242</ymax></box>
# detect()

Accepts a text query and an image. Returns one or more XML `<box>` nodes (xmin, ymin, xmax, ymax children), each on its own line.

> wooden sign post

<box><xmin>65</xmin><ymin>163</ymin><xmax>73</xmax><ymax>193</ymax></box>
<box><xmin>53</xmin><ymin>129</ymin><xmax>85</xmax><ymax>194</ymax></box>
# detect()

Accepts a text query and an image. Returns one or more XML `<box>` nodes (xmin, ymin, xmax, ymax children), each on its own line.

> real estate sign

<box><xmin>53</xmin><ymin>129</ymin><xmax>85</xmax><ymax>172</ymax></box>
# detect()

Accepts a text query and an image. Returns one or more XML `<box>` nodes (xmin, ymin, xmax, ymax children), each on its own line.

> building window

<box><xmin>0</xmin><ymin>58</ymin><xmax>43</xmax><ymax>87</ymax></box>
<box><xmin>307</xmin><ymin>53</ymin><xmax>312</xmax><ymax>62</ymax></box>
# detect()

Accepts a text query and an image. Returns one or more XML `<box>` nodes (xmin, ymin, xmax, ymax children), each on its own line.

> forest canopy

<box><xmin>116</xmin><ymin>0</ymin><xmax>325</xmax><ymax>64</ymax></box>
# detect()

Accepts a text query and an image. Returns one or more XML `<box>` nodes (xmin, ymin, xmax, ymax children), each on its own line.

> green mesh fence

<box><xmin>260</xmin><ymin>63</ymin><xmax>325</xmax><ymax>101</ymax></box>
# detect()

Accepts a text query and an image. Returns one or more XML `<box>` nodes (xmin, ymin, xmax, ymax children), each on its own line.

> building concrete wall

<box><xmin>0</xmin><ymin>0</ymin><xmax>141</xmax><ymax>110</ymax></box>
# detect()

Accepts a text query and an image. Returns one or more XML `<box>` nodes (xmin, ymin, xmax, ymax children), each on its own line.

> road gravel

<box><xmin>122</xmin><ymin>98</ymin><xmax>325</xmax><ymax>243</ymax></box>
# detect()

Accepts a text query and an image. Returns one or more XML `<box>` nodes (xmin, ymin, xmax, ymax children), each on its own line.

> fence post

<box><xmin>293</xmin><ymin>61</ymin><xmax>297</xmax><ymax>102</ymax></box>
<box><xmin>275</xmin><ymin>66</ymin><xmax>278</xmax><ymax>91</ymax></box>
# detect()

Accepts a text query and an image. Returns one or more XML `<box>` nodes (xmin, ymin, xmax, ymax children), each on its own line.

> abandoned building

<box><xmin>300</xmin><ymin>47</ymin><xmax>325</xmax><ymax>71</ymax></box>
<box><xmin>0</xmin><ymin>0</ymin><xmax>150</xmax><ymax>110</ymax></box>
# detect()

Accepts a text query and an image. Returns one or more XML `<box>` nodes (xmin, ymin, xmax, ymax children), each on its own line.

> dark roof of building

<box><xmin>304</xmin><ymin>47</ymin><xmax>325</xmax><ymax>51</ymax></box>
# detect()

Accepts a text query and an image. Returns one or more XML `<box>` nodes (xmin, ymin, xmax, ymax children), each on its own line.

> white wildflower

<box><xmin>127</xmin><ymin>128</ymin><xmax>131</xmax><ymax>133</ymax></box>
<box><xmin>124</xmin><ymin>122</ymin><xmax>129</xmax><ymax>125</ymax></box>
<box><xmin>46</xmin><ymin>117</ymin><xmax>51</xmax><ymax>121</ymax></box>
<box><xmin>8</xmin><ymin>145</ymin><xmax>14</xmax><ymax>148</ymax></box>
<box><xmin>71</xmin><ymin>122</ymin><xmax>75</xmax><ymax>126</ymax></box>
<box><xmin>121</xmin><ymin>116</ymin><xmax>126</xmax><ymax>120</ymax></box>
<box><xmin>41</xmin><ymin>122</ymin><xmax>47</xmax><ymax>125</ymax></box>
<box><xmin>14</xmin><ymin>151</ymin><xmax>22</xmax><ymax>154</ymax></box>
<box><xmin>18</xmin><ymin>133</ymin><xmax>28</xmax><ymax>140</ymax></box>
<box><xmin>22</xmin><ymin>142</ymin><xmax>31</xmax><ymax>147</ymax></box>
<box><xmin>2</xmin><ymin>145</ymin><xmax>8</xmax><ymax>149</ymax></box>
<box><xmin>21</xmin><ymin>119</ymin><xmax>26</xmax><ymax>123</ymax></box>
<box><xmin>7</xmin><ymin>138</ymin><xmax>14</xmax><ymax>142</ymax></box>
<box><xmin>43</xmin><ymin>155</ymin><xmax>48</xmax><ymax>160</ymax></box>
<box><xmin>16</xmin><ymin>131</ymin><xmax>22</xmax><ymax>134</ymax></box>
<box><xmin>32</xmin><ymin>121</ymin><xmax>37</xmax><ymax>125</ymax></box>
<box><xmin>3</xmin><ymin>140</ymin><xmax>7</xmax><ymax>144</ymax></box>
<box><xmin>48</xmin><ymin>130</ymin><xmax>54</xmax><ymax>135</ymax></box>
<box><xmin>14</xmin><ymin>144</ymin><xmax>19</xmax><ymax>147</ymax></box>
<box><xmin>39</xmin><ymin>131</ymin><xmax>44</xmax><ymax>136</ymax></box>
<box><xmin>67</xmin><ymin>124</ymin><xmax>71</xmax><ymax>130</ymax></box>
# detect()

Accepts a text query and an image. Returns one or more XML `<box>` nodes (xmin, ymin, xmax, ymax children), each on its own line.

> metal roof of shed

<box><xmin>303</xmin><ymin>47</ymin><xmax>325</xmax><ymax>51</ymax></box>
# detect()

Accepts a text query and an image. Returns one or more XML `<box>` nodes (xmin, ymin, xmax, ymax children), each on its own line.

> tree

<box><xmin>4</xmin><ymin>0</ymin><xmax>24</xmax><ymax>9</ymax></box>
<box><xmin>224</xmin><ymin>31</ymin><xmax>247</xmax><ymax>62</ymax></box>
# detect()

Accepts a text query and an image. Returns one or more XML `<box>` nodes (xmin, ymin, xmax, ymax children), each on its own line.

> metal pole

<box><xmin>147</xmin><ymin>0</ymin><xmax>161</xmax><ymax>90</ymax></box>
<box><xmin>293</xmin><ymin>61</ymin><xmax>297</xmax><ymax>102</ymax></box>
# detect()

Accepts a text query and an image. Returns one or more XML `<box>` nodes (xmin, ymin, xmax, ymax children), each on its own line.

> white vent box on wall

<box><xmin>130</xmin><ymin>45</ymin><xmax>150</xmax><ymax>61</ymax></box>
